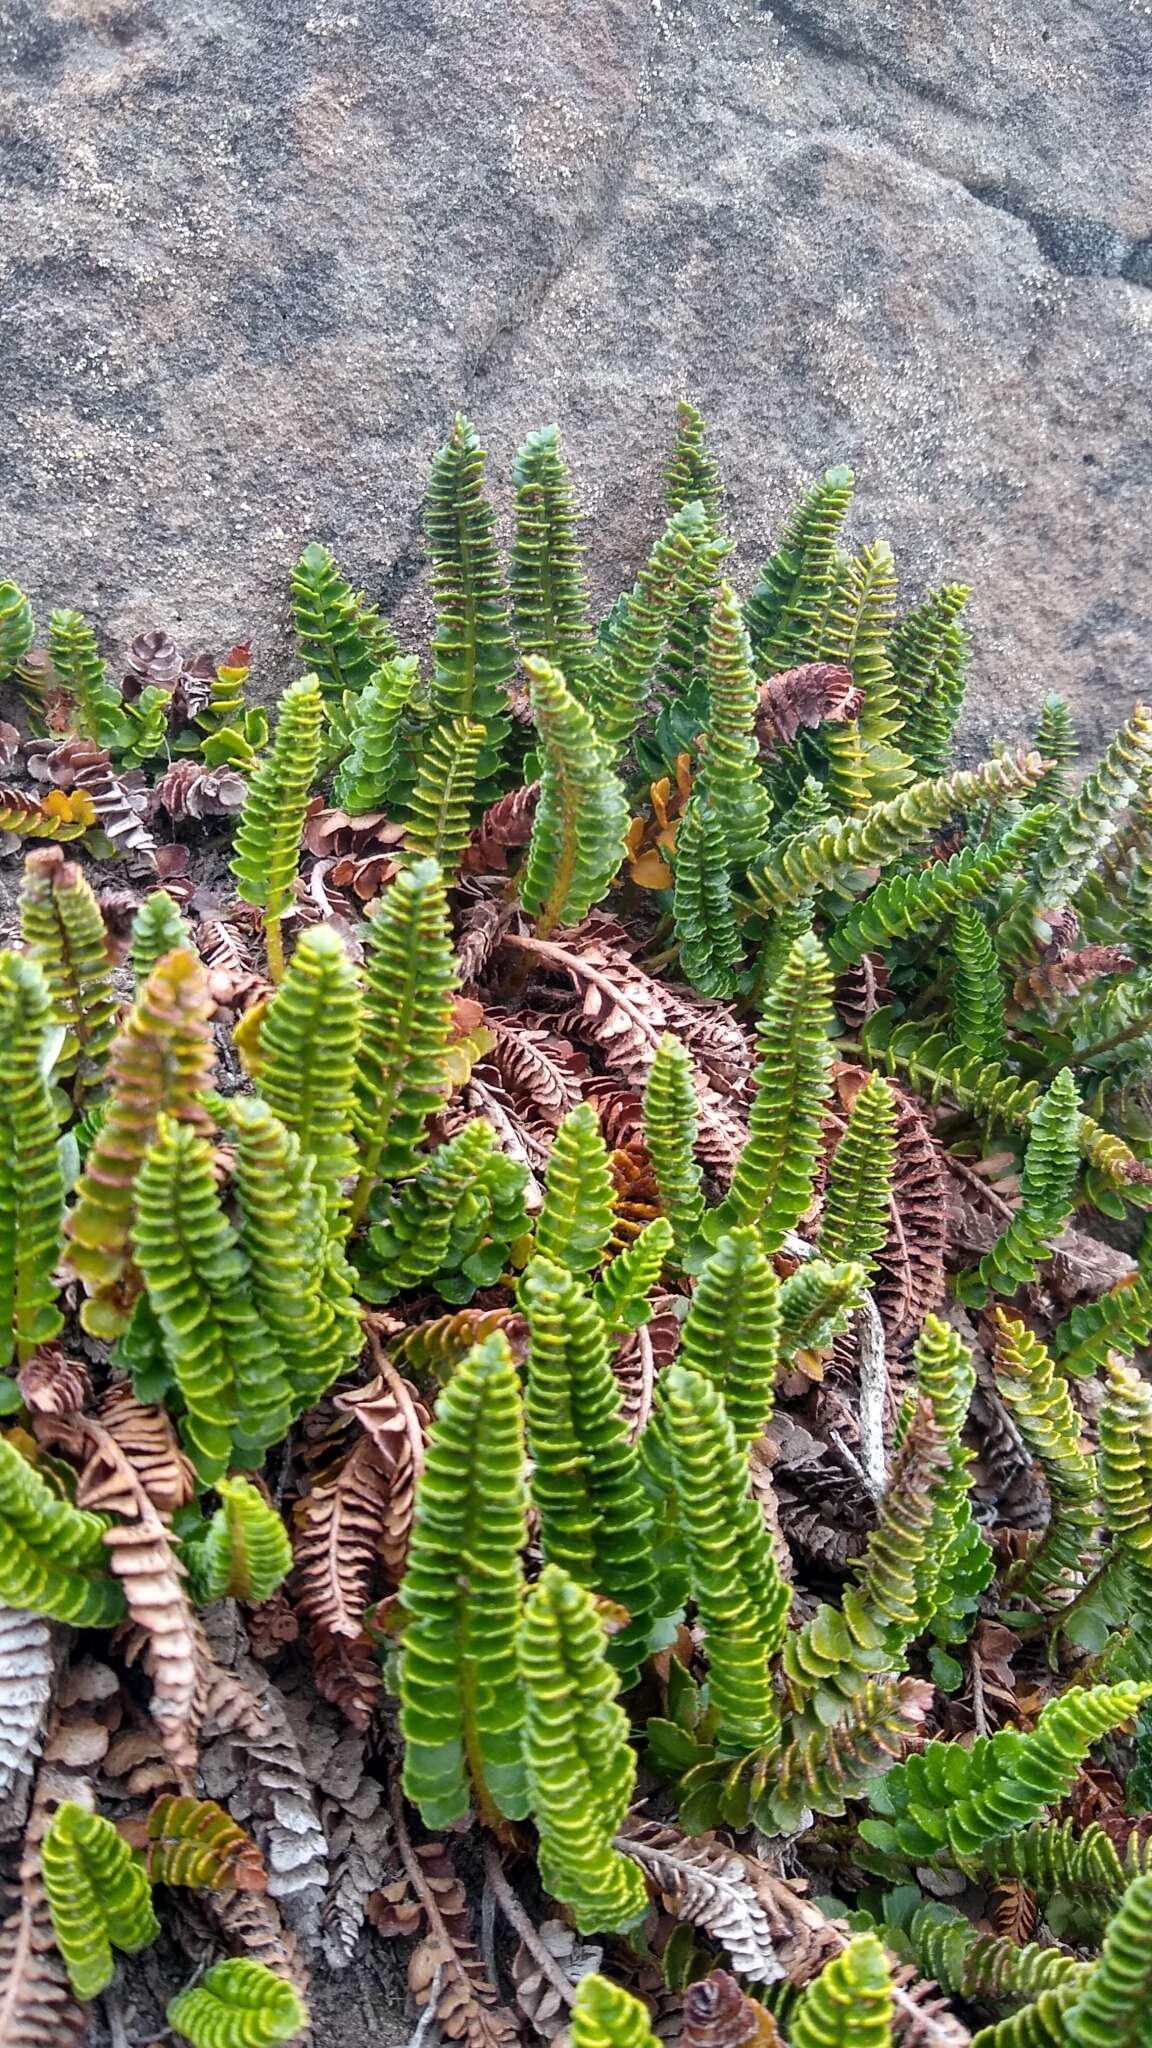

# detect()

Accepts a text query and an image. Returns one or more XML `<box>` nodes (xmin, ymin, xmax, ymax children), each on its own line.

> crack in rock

<box><xmin>962</xmin><ymin>180</ymin><xmax>1152</xmax><ymax>286</ymax></box>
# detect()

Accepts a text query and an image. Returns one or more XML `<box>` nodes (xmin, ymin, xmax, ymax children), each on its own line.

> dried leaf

<box><xmin>383</xmin><ymin>1799</ymin><xmax>519</xmax><ymax>2048</ymax></box>
<box><xmin>681</xmin><ymin>1972</ymin><xmax>783</xmax><ymax>2048</ymax></box>
<box><xmin>31</xmin><ymin>735</ymin><xmax>157</xmax><ymax>863</ymax></box>
<box><xmin>754</xmin><ymin>663</ymin><xmax>862</xmax><ymax>755</ymax></box>
<box><xmin>464</xmin><ymin>783</ymin><xmax>539</xmax><ymax>873</ymax></box>
<box><xmin>1012</xmin><ymin>941</ymin><xmax>1133</xmax><ymax>1009</ymax></box>
<box><xmin>834</xmin><ymin>954</ymin><xmax>891</xmax><ymax>1033</ymax></box>
<box><xmin>153</xmin><ymin>758</ymin><xmax>248</xmax><ymax>819</ymax></box>
<box><xmin>511</xmin><ymin>1920</ymin><xmax>602</xmax><ymax>2040</ymax></box>
<box><xmin>617</xmin><ymin>1823</ymin><xmax>785</xmax><ymax>1983</ymax></box>
<box><xmin>96</xmin><ymin>1381</ymin><xmax>197</xmax><ymax>1515</ymax></box>
<box><xmin>0</xmin><ymin>1605</ymin><xmax>56</xmax><ymax>1840</ymax></box>
<box><xmin>203</xmin><ymin>1675</ymin><xmax>329</xmax><ymax>1943</ymax></box>
<box><xmin>15</xmin><ymin>1349</ymin><xmax>91</xmax><ymax>1418</ymax></box>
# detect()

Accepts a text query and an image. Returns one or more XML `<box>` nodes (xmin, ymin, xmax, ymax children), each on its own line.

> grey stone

<box><xmin>2</xmin><ymin>0</ymin><xmax>1152</xmax><ymax>754</ymax></box>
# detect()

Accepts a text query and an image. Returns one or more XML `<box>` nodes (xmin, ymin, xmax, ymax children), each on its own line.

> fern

<box><xmin>350</xmin><ymin>856</ymin><xmax>458</xmax><ymax>1219</ymax></box>
<box><xmin>972</xmin><ymin>1819</ymin><xmax>1130</xmax><ymax>1905</ymax></box>
<box><xmin>425</xmin><ymin>412</ymin><xmax>516</xmax><ymax>787</ymax></box>
<box><xmin>959</xmin><ymin>1069</ymin><xmax>1082</xmax><ymax>1304</ymax></box>
<box><xmin>695</xmin><ymin>580</ymin><xmax>770</xmax><ymax>863</ymax></box>
<box><xmin>130</xmin><ymin>890</ymin><xmax>193</xmax><ymax>986</ymax></box>
<box><xmin>364</xmin><ymin>1118</ymin><xmax>515</xmax><ymax>1297</ymax></box>
<box><xmin>953</xmin><ymin>905</ymin><xmax>1007</xmax><ymax>1061</ymax></box>
<box><xmin>868</xmin><ymin>1681</ymin><xmax>1152</xmax><ymax>1861</ymax></box>
<box><xmin>1056</xmin><ymin>1271</ymin><xmax>1152</xmax><ymax>1376</ymax></box>
<box><xmin>182</xmin><ymin>1477</ymin><xmax>292</xmax><ymax>1603</ymax></box>
<box><xmin>594</xmin><ymin>1216</ymin><xmax>674</xmax><ymax>1334</ymax></box>
<box><xmin>519</xmin><ymin>1563</ymin><xmax>649</xmax><ymax>1933</ymax></box>
<box><xmin>823</xmin><ymin>809</ymin><xmax>1051</xmax><ymax>969</ymax></box>
<box><xmin>65</xmin><ymin>948</ymin><xmax>216</xmax><ymax>1337</ymax></box>
<box><xmin>40</xmin><ymin>1801</ymin><xmax>158</xmax><ymax>1999</ymax></box>
<box><xmin>1062</xmin><ymin>1869</ymin><xmax>1152</xmax><ymax>2048</ymax></box>
<box><xmin>970</xmin><ymin>1991</ymin><xmax>1080</xmax><ymax>2048</ymax></box>
<box><xmin>166</xmin><ymin>1957</ymin><xmax>308</xmax><ymax>2048</ymax></box>
<box><xmin>672</xmin><ymin>797</ymin><xmax>744</xmax><ymax>996</ymax></box>
<box><xmin>769</xmin><ymin>1674</ymin><xmax>934</xmax><ymax>1830</ymax></box>
<box><xmin>642</xmin><ymin>1034</ymin><xmax>706</xmax><ymax>1262</ymax></box>
<box><xmin>778</xmin><ymin>1256</ymin><xmax>868</xmax><ymax>1353</ymax></box>
<box><xmin>331</xmin><ymin>655</ymin><xmax>418</xmax><ymax>813</ymax></box>
<box><xmin>535</xmin><ymin>1100</ymin><xmax>617</xmax><ymax>1276</ymax></box>
<box><xmin>744</xmin><ymin>465</ymin><xmax>855</xmax><ymax>673</ymax></box>
<box><xmin>144</xmin><ymin>1795</ymin><xmax>264</xmax><ymax>1892</ymax></box>
<box><xmin>399</xmin><ymin>1331</ymin><xmax>529</xmax><ymax>1826</ymax></box>
<box><xmin>823</xmin><ymin>541</ymin><xmax>910</xmax><ymax>798</ymax></box>
<box><xmin>790</xmin><ymin>1933</ymin><xmax>894</xmax><ymax>2048</ymax></box>
<box><xmin>665</xmin><ymin>399</ymin><xmax>723</xmax><ymax>521</ymax></box>
<box><xmin>19</xmin><ymin>845</ymin><xmax>119</xmax><ymax>1101</ymax></box>
<box><xmin>571</xmin><ymin>1974</ymin><xmax>661</xmax><ymax>2048</ymax></box>
<box><xmin>750</xmin><ymin>750</ymin><xmax>1046</xmax><ymax>913</ymax></box>
<box><xmin>1031</xmin><ymin>694</ymin><xmax>1078</xmax><ymax>805</ymax></box>
<box><xmin>521</xmin><ymin>1252</ymin><xmax>657</xmax><ymax>1685</ymax></box>
<box><xmin>905</xmin><ymin>1315</ymin><xmax>993</xmax><ymax>1643</ymax></box>
<box><xmin>678</xmin><ymin>1227</ymin><xmax>781</xmax><ymax>1452</ymax></box>
<box><xmin>590</xmin><ymin>502</ymin><xmax>727</xmax><ymax>760</ymax></box>
<box><xmin>0</xmin><ymin>952</ymin><xmax>65</xmax><ymax>1366</ymax></box>
<box><xmin>290</xmin><ymin>541</ymin><xmax>379</xmax><ymax>702</ymax></box>
<box><xmin>999</xmin><ymin>702</ymin><xmax>1152</xmax><ymax>963</ymax></box>
<box><xmin>48</xmin><ymin>608</ymin><xmax>126</xmax><ymax>751</ymax></box>
<box><xmin>0</xmin><ymin>1432</ymin><xmax>123</xmax><ymax>1625</ymax></box>
<box><xmin>820</xmin><ymin>1072</ymin><xmax>897</xmax><ymax>1277</ymax></box>
<box><xmin>510</xmin><ymin>425</ymin><xmax>595</xmax><ymax>694</ymax></box>
<box><xmin>655</xmin><ymin>1364</ymin><xmax>791</xmax><ymax>1752</ymax></box>
<box><xmin>706</xmin><ymin>933</ymin><xmax>834</xmax><ymax>1251</ymax></box>
<box><xmin>0</xmin><ymin>579</ymin><xmax>34</xmax><ymax>677</ymax></box>
<box><xmin>404</xmin><ymin>715</ymin><xmax>486</xmax><ymax>876</ymax></box>
<box><xmin>518</xmin><ymin>656</ymin><xmax>629</xmax><ymax>935</ymax></box>
<box><xmin>255</xmin><ymin>922</ymin><xmax>363</xmax><ymax>1218</ymax></box>
<box><xmin>992</xmin><ymin>1310</ymin><xmax>1098</xmax><ymax>1606</ymax></box>
<box><xmin>890</xmin><ymin>584</ymin><xmax>971</xmax><ymax>777</ymax></box>
<box><xmin>905</xmin><ymin>1901</ymin><xmax>1089</xmax><ymax>2002</ymax></box>
<box><xmin>134</xmin><ymin>1116</ymin><xmax>292</xmax><ymax>1481</ymax></box>
<box><xmin>1099</xmin><ymin>1354</ymin><xmax>1152</xmax><ymax>1562</ymax></box>
<box><xmin>231</xmin><ymin>674</ymin><xmax>324</xmax><ymax>981</ymax></box>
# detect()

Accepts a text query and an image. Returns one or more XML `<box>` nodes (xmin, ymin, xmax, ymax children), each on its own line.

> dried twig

<box><xmin>482</xmin><ymin>1840</ymin><xmax>577</xmax><ymax>2011</ymax></box>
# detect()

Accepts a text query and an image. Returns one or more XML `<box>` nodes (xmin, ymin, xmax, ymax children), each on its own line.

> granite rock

<box><xmin>2</xmin><ymin>0</ymin><xmax>1151</xmax><ymax>748</ymax></box>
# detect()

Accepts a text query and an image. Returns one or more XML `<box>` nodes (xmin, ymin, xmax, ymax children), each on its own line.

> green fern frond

<box><xmin>778</xmin><ymin>1257</ymin><xmax>868</xmax><ymax>1354</ymax></box>
<box><xmin>291</xmin><ymin>541</ymin><xmax>380</xmax><ymax>702</ymax></box>
<box><xmin>0</xmin><ymin>579</ymin><xmax>34</xmax><ymax>677</ymax></box>
<box><xmin>511</xmin><ymin>425</ymin><xmax>595</xmax><ymax>694</ymax></box>
<box><xmin>822</xmin><ymin>711</ymin><xmax>872</xmax><ymax>818</ymax></box>
<box><xmin>695</xmin><ymin>580</ymin><xmax>770</xmax><ymax>864</ymax></box>
<box><xmin>228</xmin><ymin>1092</ymin><xmax>360</xmax><ymax>1408</ymax></box>
<box><xmin>0</xmin><ymin>1432</ymin><xmax>123</xmax><ymax>1624</ymax></box>
<box><xmin>890</xmin><ymin>584</ymin><xmax>971</xmax><ymax>777</ymax></box>
<box><xmin>403</xmin><ymin>714</ymin><xmax>485</xmax><ymax>877</ymax></box>
<box><xmin>20</xmin><ymin>845</ymin><xmax>119</xmax><ymax>1101</ymax></box>
<box><xmin>521</xmin><ymin>1252</ymin><xmax>656</xmax><ymax>1684</ymax></box>
<box><xmin>130</xmin><ymin>891</ymin><xmax>194</xmax><ymax>987</ymax></box>
<box><xmin>820</xmin><ymin>1072</ymin><xmax>897</xmax><ymax>1277</ymax></box>
<box><xmin>1099</xmin><ymin>1354</ymin><xmax>1152</xmax><ymax>1561</ymax></box>
<box><xmin>425</xmin><ymin>413</ymin><xmax>516</xmax><ymax>784</ymax></box>
<box><xmin>0</xmin><ymin>952</ymin><xmax>65</xmax><ymax>1367</ymax></box>
<box><xmin>41</xmin><ymin>1800</ymin><xmax>159</xmax><ymax>1999</ymax></box>
<box><xmin>992</xmin><ymin>1310</ymin><xmax>1098</xmax><ymax>1606</ymax></box>
<box><xmin>789</xmin><ymin>1932</ymin><xmax>893</xmax><ymax>2048</ymax></box>
<box><xmin>953</xmin><ymin>905</ymin><xmax>1007</xmax><ymax>1061</ymax></box>
<box><xmin>590</xmin><ymin>502</ymin><xmax>727</xmax><ymax>760</ymax></box>
<box><xmin>750</xmin><ymin>750</ymin><xmax>1047</xmax><ymax>913</ymax></box>
<box><xmin>520</xmin><ymin>1563</ymin><xmax>649</xmax><ymax>1932</ymax></box>
<box><xmin>823</xmin><ymin>541</ymin><xmax>911</xmax><ymax>796</ymax></box>
<box><xmin>519</xmin><ymin>656</ymin><xmax>629</xmax><ymax>935</ymax></box>
<box><xmin>998</xmin><ymin>703</ymin><xmax>1152</xmax><ymax>963</ymax></box>
<box><xmin>350</xmin><ymin>857</ymin><xmax>458</xmax><ymax>1218</ymax></box>
<box><xmin>571</xmin><ymin>1973</ymin><xmax>661</xmax><ymax>2048</ymax></box>
<box><xmin>665</xmin><ymin>399</ymin><xmax>723</xmax><ymax>521</ymax></box>
<box><xmin>134</xmin><ymin>1116</ymin><xmax>292</xmax><ymax>1481</ymax></box>
<box><xmin>1055</xmin><ymin>1272</ymin><xmax>1152</xmax><ymax>1376</ymax></box>
<box><xmin>906</xmin><ymin>1901</ymin><xmax>1089</xmax><ymax>2003</ymax></box>
<box><xmin>707</xmin><ymin>933</ymin><xmax>834</xmax><ymax>1252</ymax></box>
<box><xmin>182</xmin><ymin>1476</ymin><xmax>292</xmax><ymax>1604</ymax></box>
<box><xmin>399</xmin><ymin>1330</ymin><xmax>528</xmax><ymax>1826</ymax></box>
<box><xmin>331</xmin><ymin>655</ymin><xmax>419</xmax><ymax>813</ymax></box>
<box><xmin>365</xmin><ymin>1118</ymin><xmax>502</xmax><ymax>1296</ymax></box>
<box><xmin>960</xmin><ymin>1069</ymin><xmax>1082</xmax><ymax>1305</ymax></box>
<box><xmin>655</xmin><ymin>1363</ymin><xmax>791</xmax><ymax>1752</ymax></box>
<box><xmin>769</xmin><ymin>1675</ymin><xmax>933</xmax><ymax>1829</ymax></box>
<box><xmin>824</xmin><ymin>810</ymin><xmax>1052</xmax><ymax>970</ymax></box>
<box><xmin>255</xmin><ymin>922</ymin><xmax>363</xmax><ymax>1219</ymax></box>
<box><xmin>594</xmin><ymin>1217</ymin><xmax>674</xmax><ymax>1334</ymax></box>
<box><xmin>66</xmin><ymin>948</ymin><xmax>216</xmax><ymax>1337</ymax></box>
<box><xmin>872</xmin><ymin>1680</ymin><xmax>1152</xmax><ymax>1862</ymax></box>
<box><xmin>231</xmin><ymin>674</ymin><xmax>324</xmax><ymax>981</ymax></box>
<box><xmin>671</xmin><ymin>797</ymin><xmax>744</xmax><ymax>997</ymax></box>
<box><xmin>1031</xmin><ymin>694</ymin><xmax>1078</xmax><ymax>805</ymax></box>
<box><xmin>642</xmin><ymin>1034</ymin><xmax>706</xmax><ymax>1262</ymax></box>
<box><xmin>970</xmin><ymin>1989</ymin><xmax>1080</xmax><ymax>2048</ymax></box>
<box><xmin>904</xmin><ymin>1314</ymin><xmax>992</xmax><ymax>1643</ymax></box>
<box><xmin>166</xmin><ymin>1957</ymin><xmax>308</xmax><ymax>2048</ymax></box>
<box><xmin>48</xmin><ymin>608</ymin><xmax>126</xmax><ymax>750</ymax></box>
<box><xmin>1062</xmin><ymin>1869</ymin><xmax>1152</xmax><ymax>2048</ymax></box>
<box><xmin>679</xmin><ymin>1227</ymin><xmax>781</xmax><ymax>1451</ymax></box>
<box><xmin>973</xmin><ymin>1819</ymin><xmax>1128</xmax><ymax>1904</ymax></box>
<box><xmin>535</xmin><ymin>1100</ymin><xmax>617</xmax><ymax>1276</ymax></box>
<box><xmin>744</xmin><ymin>465</ymin><xmax>855</xmax><ymax>674</ymax></box>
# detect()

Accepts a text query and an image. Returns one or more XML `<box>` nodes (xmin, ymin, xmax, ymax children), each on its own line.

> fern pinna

<box><xmin>41</xmin><ymin>1801</ymin><xmax>159</xmax><ymax>1998</ymax></box>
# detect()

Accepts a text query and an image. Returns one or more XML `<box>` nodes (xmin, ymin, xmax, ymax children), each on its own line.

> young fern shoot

<box><xmin>519</xmin><ymin>656</ymin><xmax>629</xmax><ymax>936</ymax></box>
<box><xmin>231</xmin><ymin>672</ymin><xmax>325</xmax><ymax>981</ymax></box>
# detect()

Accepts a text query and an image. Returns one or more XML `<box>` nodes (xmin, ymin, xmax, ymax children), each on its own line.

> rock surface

<box><xmin>3</xmin><ymin>0</ymin><xmax>1151</xmax><ymax>749</ymax></box>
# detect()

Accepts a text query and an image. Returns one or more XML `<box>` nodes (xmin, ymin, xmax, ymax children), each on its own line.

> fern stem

<box><xmin>264</xmin><ymin>913</ymin><xmax>285</xmax><ymax>986</ymax></box>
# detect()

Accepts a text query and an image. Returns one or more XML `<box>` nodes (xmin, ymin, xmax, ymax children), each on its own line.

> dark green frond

<box><xmin>291</xmin><ymin>541</ymin><xmax>380</xmax><ymax>700</ymax></box>
<box><xmin>404</xmin><ymin>715</ymin><xmax>486</xmax><ymax>877</ymax></box>
<box><xmin>664</xmin><ymin>400</ymin><xmax>723</xmax><ymax>521</ymax></box>
<box><xmin>960</xmin><ymin>1069</ymin><xmax>1082</xmax><ymax>1304</ymax></box>
<box><xmin>671</xmin><ymin>797</ymin><xmax>744</xmax><ymax>997</ymax></box>
<box><xmin>890</xmin><ymin>584</ymin><xmax>971</xmax><ymax>778</ymax></box>
<box><xmin>820</xmin><ymin>1072</ymin><xmax>897</xmax><ymax>1277</ymax></box>
<box><xmin>953</xmin><ymin>905</ymin><xmax>1007</xmax><ymax>1062</ymax></box>
<box><xmin>351</xmin><ymin>857</ymin><xmax>458</xmax><ymax>1214</ymax></box>
<box><xmin>48</xmin><ymin>608</ymin><xmax>126</xmax><ymax>750</ymax></box>
<box><xmin>0</xmin><ymin>951</ymin><xmax>65</xmax><ymax>1366</ymax></box>
<box><xmin>679</xmin><ymin>1227</ymin><xmax>781</xmax><ymax>1451</ymax></box>
<box><xmin>824</xmin><ymin>809</ymin><xmax>1051</xmax><ymax>970</ymax></box>
<box><xmin>331</xmin><ymin>655</ymin><xmax>419</xmax><ymax>813</ymax></box>
<box><xmin>511</xmin><ymin>425</ymin><xmax>595</xmax><ymax>693</ymax></box>
<box><xmin>425</xmin><ymin>412</ymin><xmax>516</xmax><ymax>784</ymax></box>
<box><xmin>745</xmin><ymin>466</ymin><xmax>855</xmax><ymax>674</ymax></box>
<box><xmin>519</xmin><ymin>657</ymin><xmax>629</xmax><ymax>934</ymax></box>
<box><xmin>695</xmin><ymin>580</ymin><xmax>770</xmax><ymax>864</ymax></box>
<box><xmin>20</xmin><ymin>844</ymin><xmax>120</xmax><ymax>1100</ymax></box>
<box><xmin>130</xmin><ymin>891</ymin><xmax>194</xmax><ymax>988</ymax></box>
<box><xmin>642</xmin><ymin>1034</ymin><xmax>705</xmax><ymax>1263</ymax></box>
<box><xmin>589</xmin><ymin>503</ymin><xmax>727</xmax><ymax>760</ymax></box>
<box><xmin>535</xmin><ymin>1100</ymin><xmax>617</xmax><ymax>1276</ymax></box>
<box><xmin>789</xmin><ymin>1933</ymin><xmax>893</xmax><ymax>2048</ymax></box>
<box><xmin>1032</xmin><ymin>694</ymin><xmax>1078</xmax><ymax>806</ymax></box>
